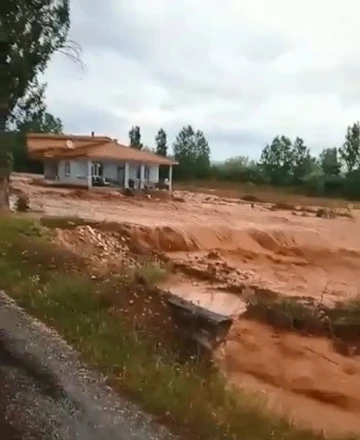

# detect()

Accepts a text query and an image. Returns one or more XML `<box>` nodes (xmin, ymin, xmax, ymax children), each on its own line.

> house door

<box><xmin>117</xmin><ymin>166</ymin><xmax>125</xmax><ymax>187</ymax></box>
<box><xmin>45</xmin><ymin>161</ymin><xmax>58</xmax><ymax>180</ymax></box>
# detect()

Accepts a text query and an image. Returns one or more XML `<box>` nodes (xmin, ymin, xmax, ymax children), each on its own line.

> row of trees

<box><xmin>11</xmin><ymin>110</ymin><xmax>360</xmax><ymax>200</ymax></box>
<box><xmin>214</xmin><ymin>123</ymin><xmax>360</xmax><ymax>200</ymax></box>
<box><xmin>127</xmin><ymin>122</ymin><xmax>360</xmax><ymax>200</ymax></box>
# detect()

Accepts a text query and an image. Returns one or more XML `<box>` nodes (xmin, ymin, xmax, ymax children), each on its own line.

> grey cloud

<box><xmin>56</xmin><ymin>105</ymin><xmax>128</xmax><ymax>139</ymax></box>
<box><xmin>69</xmin><ymin>0</ymin><xmax>154</xmax><ymax>64</ymax></box>
<box><xmin>273</xmin><ymin>60</ymin><xmax>360</xmax><ymax>102</ymax></box>
<box><xmin>207</xmin><ymin>129</ymin><xmax>267</xmax><ymax>159</ymax></box>
<box><xmin>236</xmin><ymin>29</ymin><xmax>293</xmax><ymax>64</ymax></box>
<box><xmin>43</xmin><ymin>0</ymin><xmax>360</xmax><ymax>161</ymax></box>
<box><xmin>154</xmin><ymin>70</ymin><xmax>269</xmax><ymax>112</ymax></box>
<box><xmin>208</xmin><ymin>129</ymin><xmax>267</xmax><ymax>147</ymax></box>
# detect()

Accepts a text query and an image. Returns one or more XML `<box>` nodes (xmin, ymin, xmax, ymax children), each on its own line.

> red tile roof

<box><xmin>26</xmin><ymin>133</ymin><xmax>177</xmax><ymax>166</ymax></box>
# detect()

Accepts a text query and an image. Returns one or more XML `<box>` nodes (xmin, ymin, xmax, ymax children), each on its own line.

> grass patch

<box><xmin>245</xmin><ymin>293</ymin><xmax>360</xmax><ymax>354</ymax></box>
<box><xmin>40</xmin><ymin>215</ymin><xmax>92</xmax><ymax>229</ymax></box>
<box><xmin>0</xmin><ymin>215</ymin><xmax>356</xmax><ymax>440</ymax></box>
<box><xmin>245</xmin><ymin>295</ymin><xmax>322</xmax><ymax>332</ymax></box>
<box><xmin>132</xmin><ymin>261</ymin><xmax>169</xmax><ymax>286</ymax></box>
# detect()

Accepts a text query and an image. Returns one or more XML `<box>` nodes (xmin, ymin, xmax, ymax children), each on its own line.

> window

<box><xmin>65</xmin><ymin>161</ymin><xmax>71</xmax><ymax>176</ymax></box>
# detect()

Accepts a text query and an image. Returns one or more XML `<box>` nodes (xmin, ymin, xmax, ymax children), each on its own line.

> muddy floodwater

<box><xmin>11</xmin><ymin>173</ymin><xmax>360</xmax><ymax>435</ymax></box>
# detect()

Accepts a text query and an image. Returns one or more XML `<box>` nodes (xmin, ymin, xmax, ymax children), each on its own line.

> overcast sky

<box><xmin>42</xmin><ymin>0</ymin><xmax>360</xmax><ymax>161</ymax></box>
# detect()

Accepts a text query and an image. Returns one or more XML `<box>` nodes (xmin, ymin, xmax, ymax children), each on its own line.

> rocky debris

<box><xmin>174</xmin><ymin>254</ymin><xmax>253</xmax><ymax>287</ymax></box>
<box><xmin>53</xmin><ymin>225</ymin><xmax>138</xmax><ymax>272</ymax></box>
<box><xmin>207</xmin><ymin>250</ymin><xmax>220</xmax><ymax>260</ymax></box>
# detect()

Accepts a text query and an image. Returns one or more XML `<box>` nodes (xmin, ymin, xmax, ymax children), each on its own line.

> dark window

<box><xmin>92</xmin><ymin>162</ymin><xmax>103</xmax><ymax>177</ymax></box>
<box><xmin>65</xmin><ymin>161</ymin><xmax>71</xmax><ymax>176</ymax></box>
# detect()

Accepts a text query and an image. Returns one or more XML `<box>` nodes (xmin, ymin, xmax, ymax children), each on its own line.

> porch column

<box><xmin>124</xmin><ymin>162</ymin><xmax>130</xmax><ymax>188</ymax></box>
<box><xmin>168</xmin><ymin>164</ymin><xmax>173</xmax><ymax>192</ymax></box>
<box><xmin>140</xmin><ymin>164</ymin><xmax>145</xmax><ymax>189</ymax></box>
<box><xmin>87</xmin><ymin>160</ymin><xmax>92</xmax><ymax>189</ymax></box>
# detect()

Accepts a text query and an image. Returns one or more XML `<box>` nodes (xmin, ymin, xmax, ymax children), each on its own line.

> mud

<box><xmin>215</xmin><ymin>320</ymin><xmax>360</xmax><ymax>435</ymax></box>
<box><xmin>11</xmin><ymin>173</ymin><xmax>360</xmax><ymax>435</ymax></box>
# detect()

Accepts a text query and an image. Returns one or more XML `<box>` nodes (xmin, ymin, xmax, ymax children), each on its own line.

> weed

<box><xmin>40</xmin><ymin>215</ymin><xmax>90</xmax><ymax>229</ymax></box>
<box><xmin>132</xmin><ymin>261</ymin><xmax>169</xmax><ymax>286</ymax></box>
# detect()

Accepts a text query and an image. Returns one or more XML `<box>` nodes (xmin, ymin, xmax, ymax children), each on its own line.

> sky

<box><xmin>42</xmin><ymin>0</ymin><xmax>360</xmax><ymax>161</ymax></box>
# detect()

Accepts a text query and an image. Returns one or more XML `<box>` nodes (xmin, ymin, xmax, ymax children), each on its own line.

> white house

<box><xmin>26</xmin><ymin>133</ymin><xmax>177</xmax><ymax>190</ymax></box>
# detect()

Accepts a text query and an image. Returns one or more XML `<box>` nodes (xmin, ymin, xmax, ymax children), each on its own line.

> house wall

<box><xmin>58</xmin><ymin>159</ymin><xmax>89</xmax><ymax>186</ymax></box>
<box><xmin>50</xmin><ymin>159</ymin><xmax>161</xmax><ymax>188</ymax></box>
<box><xmin>101</xmin><ymin>160</ymin><xmax>126</xmax><ymax>183</ymax></box>
<box><xmin>148</xmin><ymin>164</ymin><xmax>159</xmax><ymax>182</ymax></box>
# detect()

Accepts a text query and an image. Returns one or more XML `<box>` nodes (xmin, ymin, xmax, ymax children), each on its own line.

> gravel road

<box><xmin>0</xmin><ymin>291</ymin><xmax>177</xmax><ymax>440</ymax></box>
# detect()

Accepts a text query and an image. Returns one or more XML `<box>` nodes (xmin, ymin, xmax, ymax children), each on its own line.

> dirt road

<box><xmin>0</xmin><ymin>291</ymin><xmax>175</xmax><ymax>440</ymax></box>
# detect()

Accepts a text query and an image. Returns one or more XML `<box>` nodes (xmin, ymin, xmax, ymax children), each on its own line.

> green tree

<box><xmin>319</xmin><ymin>147</ymin><xmax>341</xmax><ymax>176</ymax></box>
<box><xmin>214</xmin><ymin>156</ymin><xmax>262</xmax><ymax>182</ymax></box>
<box><xmin>155</xmin><ymin>128</ymin><xmax>167</xmax><ymax>156</ymax></box>
<box><xmin>1</xmin><ymin>0</ymin><xmax>74</xmax><ymax>209</ymax></box>
<box><xmin>291</xmin><ymin>137</ymin><xmax>313</xmax><ymax>183</ymax></box>
<box><xmin>4</xmin><ymin>0</ymin><xmax>74</xmax><ymax>123</ymax></box>
<box><xmin>339</xmin><ymin>122</ymin><xmax>360</xmax><ymax>173</ymax></box>
<box><xmin>129</xmin><ymin>125</ymin><xmax>143</xmax><ymax>149</ymax></box>
<box><xmin>259</xmin><ymin>135</ymin><xmax>293</xmax><ymax>185</ymax></box>
<box><xmin>17</xmin><ymin>111</ymin><xmax>63</xmax><ymax>134</ymax></box>
<box><xmin>173</xmin><ymin>125</ymin><xmax>211</xmax><ymax>178</ymax></box>
<box><xmin>12</xmin><ymin>111</ymin><xmax>63</xmax><ymax>173</ymax></box>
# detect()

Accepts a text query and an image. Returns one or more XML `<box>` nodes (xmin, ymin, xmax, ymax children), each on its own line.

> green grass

<box><xmin>244</xmin><ymin>293</ymin><xmax>360</xmax><ymax>363</ymax></box>
<box><xmin>130</xmin><ymin>258</ymin><xmax>169</xmax><ymax>286</ymax></box>
<box><xmin>0</xmin><ymin>214</ymin><xmax>356</xmax><ymax>440</ymax></box>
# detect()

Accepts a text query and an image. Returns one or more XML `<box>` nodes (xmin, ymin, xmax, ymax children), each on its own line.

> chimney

<box><xmin>91</xmin><ymin>131</ymin><xmax>94</xmax><ymax>137</ymax></box>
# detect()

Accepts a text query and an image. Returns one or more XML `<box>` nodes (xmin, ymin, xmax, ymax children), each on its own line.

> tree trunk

<box><xmin>0</xmin><ymin>175</ymin><xmax>9</xmax><ymax>211</ymax></box>
<box><xmin>0</xmin><ymin>22</ymin><xmax>10</xmax><ymax>211</ymax></box>
<box><xmin>0</xmin><ymin>132</ymin><xmax>13</xmax><ymax>211</ymax></box>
